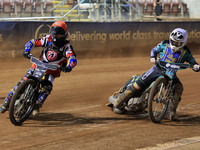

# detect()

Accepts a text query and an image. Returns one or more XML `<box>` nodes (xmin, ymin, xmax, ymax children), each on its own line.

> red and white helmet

<box><xmin>169</xmin><ymin>28</ymin><xmax>187</xmax><ymax>52</ymax></box>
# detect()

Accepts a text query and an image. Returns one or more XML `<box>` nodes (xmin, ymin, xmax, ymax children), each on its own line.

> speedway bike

<box><xmin>148</xmin><ymin>60</ymin><xmax>192</xmax><ymax>123</ymax></box>
<box><xmin>108</xmin><ymin>60</ymin><xmax>193</xmax><ymax>123</ymax></box>
<box><xmin>9</xmin><ymin>55</ymin><xmax>60</xmax><ymax>126</ymax></box>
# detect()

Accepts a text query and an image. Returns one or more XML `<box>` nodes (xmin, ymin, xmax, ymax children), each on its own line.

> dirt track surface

<box><xmin>0</xmin><ymin>56</ymin><xmax>200</xmax><ymax>150</ymax></box>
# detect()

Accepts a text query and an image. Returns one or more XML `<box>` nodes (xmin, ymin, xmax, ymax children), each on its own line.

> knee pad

<box><xmin>126</xmin><ymin>84</ymin><xmax>141</xmax><ymax>97</ymax></box>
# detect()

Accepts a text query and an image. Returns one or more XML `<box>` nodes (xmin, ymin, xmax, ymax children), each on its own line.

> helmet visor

<box><xmin>170</xmin><ymin>39</ymin><xmax>183</xmax><ymax>47</ymax></box>
<box><xmin>50</xmin><ymin>26</ymin><xmax>66</xmax><ymax>36</ymax></box>
<box><xmin>52</xmin><ymin>33</ymin><xmax>66</xmax><ymax>39</ymax></box>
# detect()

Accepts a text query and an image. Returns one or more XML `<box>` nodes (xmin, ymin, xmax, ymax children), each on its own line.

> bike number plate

<box><xmin>33</xmin><ymin>70</ymin><xmax>45</xmax><ymax>80</ymax></box>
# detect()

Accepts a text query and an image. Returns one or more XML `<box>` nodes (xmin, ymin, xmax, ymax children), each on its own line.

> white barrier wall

<box><xmin>184</xmin><ymin>0</ymin><xmax>200</xmax><ymax>18</ymax></box>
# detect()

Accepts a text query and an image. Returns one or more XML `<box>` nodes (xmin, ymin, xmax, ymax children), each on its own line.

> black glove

<box><xmin>23</xmin><ymin>51</ymin><xmax>30</xmax><ymax>58</ymax></box>
<box><xmin>61</xmin><ymin>66</ymin><xmax>72</xmax><ymax>73</ymax></box>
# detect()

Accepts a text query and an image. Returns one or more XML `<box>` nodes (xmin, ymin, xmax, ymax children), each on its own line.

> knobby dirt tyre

<box><xmin>148</xmin><ymin>77</ymin><xmax>169</xmax><ymax>123</ymax></box>
<box><xmin>9</xmin><ymin>79</ymin><xmax>37</xmax><ymax>126</ymax></box>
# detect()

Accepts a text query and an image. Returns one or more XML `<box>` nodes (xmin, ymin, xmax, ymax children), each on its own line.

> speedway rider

<box><xmin>0</xmin><ymin>21</ymin><xmax>77</xmax><ymax>116</ymax></box>
<box><xmin>114</xmin><ymin>28</ymin><xmax>200</xmax><ymax>120</ymax></box>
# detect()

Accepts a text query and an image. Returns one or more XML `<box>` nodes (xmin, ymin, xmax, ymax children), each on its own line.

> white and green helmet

<box><xmin>169</xmin><ymin>28</ymin><xmax>188</xmax><ymax>52</ymax></box>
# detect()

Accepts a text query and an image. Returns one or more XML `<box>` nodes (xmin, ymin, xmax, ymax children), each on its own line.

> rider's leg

<box><xmin>0</xmin><ymin>68</ymin><xmax>34</xmax><ymax>113</ymax></box>
<box><xmin>0</xmin><ymin>84</ymin><xmax>19</xmax><ymax>113</ymax></box>
<box><xmin>173</xmin><ymin>81</ymin><xmax>183</xmax><ymax>110</ymax></box>
<box><xmin>32</xmin><ymin>77</ymin><xmax>53</xmax><ymax>116</ymax></box>
<box><xmin>32</xmin><ymin>84</ymin><xmax>52</xmax><ymax>116</ymax></box>
<box><xmin>38</xmin><ymin>83</ymin><xmax>52</xmax><ymax>105</ymax></box>
<box><xmin>167</xmin><ymin>79</ymin><xmax>183</xmax><ymax>121</ymax></box>
<box><xmin>114</xmin><ymin>66</ymin><xmax>161</xmax><ymax>109</ymax></box>
<box><xmin>114</xmin><ymin>81</ymin><xmax>142</xmax><ymax>109</ymax></box>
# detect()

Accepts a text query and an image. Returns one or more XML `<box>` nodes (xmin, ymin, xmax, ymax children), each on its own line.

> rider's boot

<box><xmin>32</xmin><ymin>91</ymin><xmax>49</xmax><ymax>116</ymax></box>
<box><xmin>0</xmin><ymin>91</ymin><xmax>14</xmax><ymax>113</ymax></box>
<box><xmin>32</xmin><ymin>102</ymin><xmax>43</xmax><ymax>116</ymax></box>
<box><xmin>114</xmin><ymin>86</ymin><xmax>139</xmax><ymax>109</ymax></box>
<box><xmin>114</xmin><ymin>90</ymin><xmax>133</xmax><ymax>109</ymax></box>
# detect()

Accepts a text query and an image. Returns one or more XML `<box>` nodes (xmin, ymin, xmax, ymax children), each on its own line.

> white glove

<box><xmin>150</xmin><ymin>58</ymin><xmax>156</xmax><ymax>64</ymax></box>
<box><xmin>193</xmin><ymin>64</ymin><xmax>200</xmax><ymax>71</ymax></box>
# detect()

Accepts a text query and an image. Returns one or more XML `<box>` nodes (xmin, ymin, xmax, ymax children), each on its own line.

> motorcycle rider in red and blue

<box><xmin>114</xmin><ymin>28</ymin><xmax>200</xmax><ymax>120</ymax></box>
<box><xmin>0</xmin><ymin>21</ymin><xmax>77</xmax><ymax>116</ymax></box>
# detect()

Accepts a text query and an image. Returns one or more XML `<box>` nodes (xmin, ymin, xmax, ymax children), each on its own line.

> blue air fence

<box><xmin>0</xmin><ymin>21</ymin><xmax>200</xmax><ymax>58</ymax></box>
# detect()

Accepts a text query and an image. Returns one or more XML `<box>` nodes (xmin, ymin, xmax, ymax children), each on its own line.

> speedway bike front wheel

<box><xmin>148</xmin><ymin>77</ymin><xmax>169</xmax><ymax>123</ymax></box>
<box><xmin>9</xmin><ymin>79</ymin><xmax>37</xmax><ymax>126</ymax></box>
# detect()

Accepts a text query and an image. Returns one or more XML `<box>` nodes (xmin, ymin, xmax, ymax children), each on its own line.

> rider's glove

<box><xmin>24</xmin><ymin>40</ymin><xmax>34</xmax><ymax>58</ymax></box>
<box><xmin>67</xmin><ymin>56</ymin><xmax>77</xmax><ymax>68</ymax></box>
<box><xmin>23</xmin><ymin>51</ymin><xmax>30</xmax><ymax>58</ymax></box>
<box><xmin>193</xmin><ymin>64</ymin><xmax>200</xmax><ymax>72</ymax></box>
<box><xmin>150</xmin><ymin>57</ymin><xmax>156</xmax><ymax>64</ymax></box>
<box><xmin>61</xmin><ymin>66</ymin><xmax>72</xmax><ymax>73</ymax></box>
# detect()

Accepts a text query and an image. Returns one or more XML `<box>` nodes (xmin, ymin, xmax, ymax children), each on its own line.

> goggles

<box><xmin>52</xmin><ymin>34</ymin><xmax>66</xmax><ymax>39</ymax></box>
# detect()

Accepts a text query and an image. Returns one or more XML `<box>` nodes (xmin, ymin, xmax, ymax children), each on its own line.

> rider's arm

<box><xmin>150</xmin><ymin>46</ymin><xmax>159</xmax><ymax>59</ymax></box>
<box><xmin>186</xmin><ymin>50</ymin><xmax>200</xmax><ymax>72</ymax></box>
<box><xmin>65</xmin><ymin>43</ymin><xmax>77</xmax><ymax>69</ymax></box>
<box><xmin>151</xmin><ymin>41</ymin><xmax>165</xmax><ymax>57</ymax></box>
<box><xmin>24</xmin><ymin>39</ymin><xmax>36</xmax><ymax>57</ymax></box>
<box><xmin>60</xmin><ymin>43</ymin><xmax>77</xmax><ymax>73</ymax></box>
<box><xmin>24</xmin><ymin>35</ymin><xmax>50</xmax><ymax>58</ymax></box>
<box><xmin>150</xmin><ymin>41</ymin><xmax>164</xmax><ymax>63</ymax></box>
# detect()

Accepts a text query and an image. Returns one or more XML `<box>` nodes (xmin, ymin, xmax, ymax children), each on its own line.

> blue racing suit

<box><xmin>135</xmin><ymin>40</ymin><xmax>199</xmax><ymax>90</ymax></box>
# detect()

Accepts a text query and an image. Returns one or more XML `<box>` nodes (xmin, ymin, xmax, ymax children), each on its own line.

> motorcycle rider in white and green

<box><xmin>114</xmin><ymin>28</ymin><xmax>200</xmax><ymax>120</ymax></box>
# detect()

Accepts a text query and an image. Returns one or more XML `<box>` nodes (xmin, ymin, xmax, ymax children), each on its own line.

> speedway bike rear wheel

<box><xmin>148</xmin><ymin>77</ymin><xmax>169</xmax><ymax>123</ymax></box>
<box><xmin>9</xmin><ymin>79</ymin><xmax>37</xmax><ymax>126</ymax></box>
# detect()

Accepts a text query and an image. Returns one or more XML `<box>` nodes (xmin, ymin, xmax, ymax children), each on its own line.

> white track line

<box><xmin>136</xmin><ymin>136</ymin><xmax>200</xmax><ymax>150</ymax></box>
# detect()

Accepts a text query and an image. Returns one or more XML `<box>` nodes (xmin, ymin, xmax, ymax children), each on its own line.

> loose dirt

<box><xmin>0</xmin><ymin>55</ymin><xmax>200</xmax><ymax>150</ymax></box>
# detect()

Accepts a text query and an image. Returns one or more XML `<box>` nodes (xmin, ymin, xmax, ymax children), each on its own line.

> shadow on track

<box><xmin>24</xmin><ymin>111</ymin><xmax>149</xmax><ymax>127</ymax></box>
<box><xmin>159</xmin><ymin>114</ymin><xmax>200</xmax><ymax>126</ymax></box>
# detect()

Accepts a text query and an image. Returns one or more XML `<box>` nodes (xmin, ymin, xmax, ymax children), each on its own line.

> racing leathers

<box><xmin>114</xmin><ymin>40</ymin><xmax>199</xmax><ymax>119</ymax></box>
<box><xmin>0</xmin><ymin>35</ymin><xmax>77</xmax><ymax>113</ymax></box>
